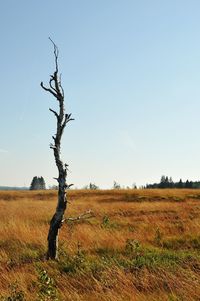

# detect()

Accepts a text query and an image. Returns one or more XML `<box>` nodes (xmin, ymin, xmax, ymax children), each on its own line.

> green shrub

<box><xmin>124</xmin><ymin>239</ymin><xmax>142</xmax><ymax>257</ymax></box>
<box><xmin>0</xmin><ymin>282</ymin><xmax>25</xmax><ymax>301</ymax></box>
<box><xmin>36</xmin><ymin>267</ymin><xmax>60</xmax><ymax>301</ymax></box>
<box><xmin>101</xmin><ymin>215</ymin><xmax>120</xmax><ymax>230</ymax></box>
<box><xmin>61</xmin><ymin>242</ymin><xmax>87</xmax><ymax>274</ymax></box>
<box><xmin>102</xmin><ymin>215</ymin><xmax>110</xmax><ymax>228</ymax></box>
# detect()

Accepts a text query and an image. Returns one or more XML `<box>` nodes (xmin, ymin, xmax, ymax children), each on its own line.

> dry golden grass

<box><xmin>1</xmin><ymin>189</ymin><xmax>200</xmax><ymax>300</ymax></box>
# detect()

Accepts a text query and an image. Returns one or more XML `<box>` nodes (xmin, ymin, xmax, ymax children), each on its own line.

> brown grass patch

<box><xmin>1</xmin><ymin>189</ymin><xmax>200</xmax><ymax>300</ymax></box>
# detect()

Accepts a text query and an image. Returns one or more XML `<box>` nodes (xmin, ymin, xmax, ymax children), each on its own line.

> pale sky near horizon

<box><xmin>1</xmin><ymin>0</ymin><xmax>200</xmax><ymax>188</ymax></box>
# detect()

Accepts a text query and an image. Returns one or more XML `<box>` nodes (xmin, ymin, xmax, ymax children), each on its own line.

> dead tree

<box><xmin>41</xmin><ymin>39</ymin><xmax>74</xmax><ymax>260</ymax></box>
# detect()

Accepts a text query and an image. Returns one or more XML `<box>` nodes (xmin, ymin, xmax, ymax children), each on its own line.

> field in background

<box><xmin>1</xmin><ymin>189</ymin><xmax>200</xmax><ymax>300</ymax></box>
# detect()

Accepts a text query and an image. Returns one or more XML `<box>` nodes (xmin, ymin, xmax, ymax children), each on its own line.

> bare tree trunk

<box><xmin>41</xmin><ymin>39</ymin><xmax>74</xmax><ymax>260</ymax></box>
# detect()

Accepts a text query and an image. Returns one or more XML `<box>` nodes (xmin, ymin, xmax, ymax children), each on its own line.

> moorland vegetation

<box><xmin>1</xmin><ymin>189</ymin><xmax>200</xmax><ymax>300</ymax></box>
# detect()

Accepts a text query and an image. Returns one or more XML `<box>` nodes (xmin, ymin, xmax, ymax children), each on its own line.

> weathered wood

<box><xmin>41</xmin><ymin>39</ymin><xmax>74</xmax><ymax>260</ymax></box>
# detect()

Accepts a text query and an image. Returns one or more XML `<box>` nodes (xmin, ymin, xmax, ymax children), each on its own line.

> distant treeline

<box><xmin>0</xmin><ymin>186</ymin><xmax>28</xmax><ymax>191</ymax></box>
<box><xmin>146</xmin><ymin>176</ymin><xmax>200</xmax><ymax>189</ymax></box>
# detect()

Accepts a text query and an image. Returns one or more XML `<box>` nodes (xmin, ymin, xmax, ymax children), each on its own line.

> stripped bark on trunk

<box><xmin>41</xmin><ymin>39</ymin><xmax>74</xmax><ymax>260</ymax></box>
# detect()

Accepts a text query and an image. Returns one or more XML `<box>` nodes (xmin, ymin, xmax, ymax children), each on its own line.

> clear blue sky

<box><xmin>1</xmin><ymin>0</ymin><xmax>200</xmax><ymax>188</ymax></box>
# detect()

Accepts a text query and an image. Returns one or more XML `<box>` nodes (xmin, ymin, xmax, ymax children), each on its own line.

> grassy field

<box><xmin>1</xmin><ymin>189</ymin><xmax>200</xmax><ymax>300</ymax></box>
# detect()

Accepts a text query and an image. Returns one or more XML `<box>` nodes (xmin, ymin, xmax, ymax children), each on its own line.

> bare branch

<box><xmin>49</xmin><ymin>77</ymin><xmax>57</xmax><ymax>93</ymax></box>
<box><xmin>61</xmin><ymin>114</ymin><xmax>74</xmax><ymax>131</ymax></box>
<box><xmin>65</xmin><ymin>183</ymin><xmax>74</xmax><ymax>189</ymax></box>
<box><xmin>40</xmin><ymin>82</ymin><xmax>58</xmax><ymax>98</ymax></box>
<box><xmin>49</xmin><ymin>37</ymin><xmax>59</xmax><ymax>72</ymax></box>
<box><xmin>59</xmin><ymin>74</ymin><xmax>65</xmax><ymax>98</ymax></box>
<box><xmin>50</xmin><ymin>143</ymin><xmax>57</xmax><ymax>149</ymax></box>
<box><xmin>64</xmin><ymin>210</ymin><xmax>94</xmax><ymax>223</ymax></box>
<box><xmin>53</xmin><ymin>74</ymin><xmax>63</xmax><ymax>99</ymax></box>
<box><xmin>49</xmin><ymin>108</ymin><xmax>59</xmax><ymax>119</ymax></box>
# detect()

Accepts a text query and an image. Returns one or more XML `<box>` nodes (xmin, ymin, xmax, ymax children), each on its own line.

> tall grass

<box><xmin>0</xmin><ymin>189</ymin><xmax>200</xmax><ymax>300</ymax></box>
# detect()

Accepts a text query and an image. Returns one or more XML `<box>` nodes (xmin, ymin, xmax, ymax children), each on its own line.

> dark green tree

<box><xmin>30</xmin><ymin>176</ymin><xmax>38</xmax><ymax>190</ymax></box>
<box><xmin>39</xmin><ymin>177</ymin><xmax>46</xmax><ymax>190</ymax></box>
<box><xmin>89</xmin><ymin>183</ymin><xmax>99</xmax><ymax>190</ymax></box>
<box><xmin>29</xmin><ymin>176</ymin><xmax>46</xmax><ymax>190</ymax></box>
<box><xmin>159</xmin><ymin>175</ymin><xmax>167</xmax><ymax>188</ymax></box>
<box><xmin>177</xmin><ymin>179</ymin><xmax>183</xmax><ymax>189</ymax></box>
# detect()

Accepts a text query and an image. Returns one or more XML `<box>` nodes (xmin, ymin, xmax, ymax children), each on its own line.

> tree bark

<box><xmin>41</xmin><ymin>39</ymin><xmax>74</xmax><ymax>260</ymax></box>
